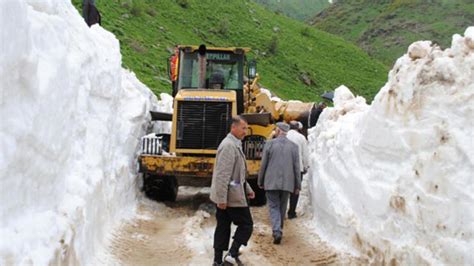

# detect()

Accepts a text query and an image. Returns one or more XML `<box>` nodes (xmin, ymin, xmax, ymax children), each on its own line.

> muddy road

<box><xmin>95</xmin><ymin>187</ymin><xmax>362</xmax><ymax>265</ymax></box>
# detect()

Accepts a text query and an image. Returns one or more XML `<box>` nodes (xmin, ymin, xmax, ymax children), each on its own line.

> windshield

<box><xmin>178</xmin><ymin>51</ymin><xmax>243</xmax><ymax>90</ymax></box>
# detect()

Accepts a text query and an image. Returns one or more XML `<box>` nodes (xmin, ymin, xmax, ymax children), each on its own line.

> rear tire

<box><xmin>143</xmin><ymin>174</ymin><xmax>178</xmax><ymax>202</ymax></box>
<box><xmin>247</xmin><ymin>178</ymin><xmax>266</xmax><ymax>206</ymax></box>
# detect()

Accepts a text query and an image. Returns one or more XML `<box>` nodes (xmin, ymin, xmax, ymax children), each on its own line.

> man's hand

<box><xmin>294</xmin><ymin>189</ymin><xmax>300</xmax><ymax>195</ymax></box>
<box><xmin>217</xmin><ymin>203</ymin><xmax>227</xmax><ymax>210</ymax></box>
<box><xmin>247</xmin><ymin>191</ymin><xmax>255</xmax><ymax>199</ymax></box>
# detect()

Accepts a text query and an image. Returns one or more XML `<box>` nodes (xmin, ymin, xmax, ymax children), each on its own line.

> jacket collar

<box><xmin>227</xmin><ymin>133</ymin><xmax>246</xmax><ymax>159</ymax></box>
<box><xmin>227</xmin><ymin>133</ymin><xmax>242</xmax><ymax>147</ymax></box>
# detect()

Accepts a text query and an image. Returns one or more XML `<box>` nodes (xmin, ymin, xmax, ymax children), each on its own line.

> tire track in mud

<box><xmin>106</xmin><ymin>205</ymin><xmax>193</xmax><ymax>265</ymax></box>
<box><xmin>244</xmin><ymin>207</ymin><xmax>360</xmax><ymax>265</ymax></box>
<box><xmin>95</xmin><ymin>188</ymin><xmax>212</xmax><ymax>266</ymax></box>
<box><xmin>98</xmin><ymin>187</ymin><xmax>363</xmax><ymax>265</ymax></box>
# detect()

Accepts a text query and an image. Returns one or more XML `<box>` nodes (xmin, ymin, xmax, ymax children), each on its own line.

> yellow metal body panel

<box><xmin>174</xmin><ymin>89</ymin><xmax>237</xmax><ymax>102</ymax></box>
<box><xmin>170</xmin><ymin>89</ymin><xmax>237</xmax><ymax>154</ymax></box>
<box><xmin>244</xmin><ymin>75</ymin><xmax>280</xmax><ymax>120</ymax></box>
<box><xmin>274</xmin><ymin>101</ymin><xmax>315</xmax><ymax>122</ymax></box>
<box><xmin>246</xmin><ymin>160</ymin><xmax>261</xmax><ymax>177</ymax></box>
<box><xmin>140</xmin><ymin>155</ymin><xmax>261</xmax><ymax>178</ymax></box>
<box><xmin>244</xmin><ymin>74</ymin><xmax>316</xmax><ymax>124</ymax></box>
<box><xmin>248</xmin><ymin>124</ymin><xmax>275</xmax><ymax>140</ymax></box>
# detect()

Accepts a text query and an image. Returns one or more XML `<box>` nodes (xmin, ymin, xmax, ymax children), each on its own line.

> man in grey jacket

<box><xmin>258</xmin><ymin>122</ymin><xmax>301</xmax><ymax>244</ymax></box>
<box><xmin>210</xmin><ymin>116</ymin><xmax>255</xmax><ymax>266</ymax></box>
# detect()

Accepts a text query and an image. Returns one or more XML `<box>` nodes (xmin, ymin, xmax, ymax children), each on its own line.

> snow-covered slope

<box><xmin>308</xmin><ymin>27</ymin><xmax>474</xmax><ymax>265</ymax></box>
<box><xmin>0</xmin><ymin>1</ymin><xmax>168</xmax><ymax>264</ymax></box>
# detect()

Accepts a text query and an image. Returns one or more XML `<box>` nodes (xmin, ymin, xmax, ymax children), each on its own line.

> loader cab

<box><xmin>174</xmin><ymin>45</ymin><xmax>249</xmax><ymax>114</ymax></box>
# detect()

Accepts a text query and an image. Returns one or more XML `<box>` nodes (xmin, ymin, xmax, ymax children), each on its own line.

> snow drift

<box><xmin>308</xmin><ymin>27</ymin><xmax>474</xmax><ymax>265</ymax></box>
<box><xmin>0</xmin><ymin>1</ymin><xmax>169</xmax><ymax>264</ymax></box>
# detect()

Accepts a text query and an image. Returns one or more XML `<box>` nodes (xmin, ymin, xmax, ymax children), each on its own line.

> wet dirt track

<box><xmin>97</xmin><ymin>187</ymin><xmax>363</xmax><ymax>265</ymax></box>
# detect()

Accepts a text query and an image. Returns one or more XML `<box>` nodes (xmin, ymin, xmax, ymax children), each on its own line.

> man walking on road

<box><xmin>258</xmin><ymin>122</ymin><xmax>301</xmax><ymax>244</ymax></box>
<box><xmin>210</xmin><ymin>116</ymin><xmax>255</xmax><ymax>266</ymax></box>
<box><xmin>286</xmin><ymin>121</ymin><xmax>309</xmax><ymax>219</ymax></box>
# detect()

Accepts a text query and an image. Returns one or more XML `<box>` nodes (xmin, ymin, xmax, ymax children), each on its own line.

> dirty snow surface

<box><xmin>0</xmin><ymin>1</ymin><xmax>169</xmax><ymax>264</ymax></box>
<box><xmin>308</xmin><ymin>27</ymin><xmax>474</xmax><ymax>265</ymax></box>
<box><xmin>1</xmin><ymin>0</ymin><xmax>473</xmax><ymax>265</ymax></box>
<box><xmin>95</xmin><ymin>185</ymin><xmax>360</xmax><ymax>265</ymax></box>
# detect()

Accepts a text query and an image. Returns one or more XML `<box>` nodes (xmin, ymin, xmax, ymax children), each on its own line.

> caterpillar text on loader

<box><xmin>139</xmin><ymin>45</ymin><xmax>320</xmax><ymax>205</ymax></box>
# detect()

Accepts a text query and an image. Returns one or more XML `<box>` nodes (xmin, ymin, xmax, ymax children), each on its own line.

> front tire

<box><xmin>143</xmin><ymin>174</ymin><xmax>178</xmax><ymax>202</ymax></box>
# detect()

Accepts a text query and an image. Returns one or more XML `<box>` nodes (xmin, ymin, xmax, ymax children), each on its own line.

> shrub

<box><xmin>146</xmin><ymin>7</ymin><xmax>157</xmax><ymax>17</ymax></box>
<box><xmin>176</xmin><ymin>0</ymin><xmax>189</xmax><ymax>9</ymax></box>
<box><xmin>217</xmin><ymin>19</ymin><xmax>230</xmax><ymax>35</ymax></box>
<box><xmin>130</xmin><ymin>0</ymin><xmax>147</xmax><ymax>16</ymax></box>
<box><xmin>301</xmin><ymin>27</ymin><xmax>311</xmax><ymax>37</ymax></box>
<box><xmin>268</xmin><ymin>36</ymin><xmax>278</xmax><ymax>54</ymax></box>
<box><xmin>129</xmin><ymin>39</ymin><xmax>147</xmax><ymax>53</ymax></box>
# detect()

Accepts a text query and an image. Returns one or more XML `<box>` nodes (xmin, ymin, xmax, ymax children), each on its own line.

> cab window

<box><xmin>178</xmin><ymin>51</ymin><xmax>243</xmax><ymax>90</ymax></box>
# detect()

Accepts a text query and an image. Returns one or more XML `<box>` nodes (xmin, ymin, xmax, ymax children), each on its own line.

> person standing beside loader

<box><xmin>210</xmin><ymin>116</ymin><xmax>255</xmax><ymax>266</ymax></box>
<box><xmin>258</xmin><ymin>122</ymin><xmax>301</xmax><ymax>244</ymax></box>
<box><xmin>82</xmin><ymin>0</ymin><xmax>101</xmax><ymax>27</ymax></box>
<box><xmin>286</xmin><ymin>121</ymin><xmax>309</xmax><ymax>219</ymax></box>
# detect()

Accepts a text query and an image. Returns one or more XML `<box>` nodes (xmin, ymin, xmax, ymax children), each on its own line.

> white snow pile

<box><xmin>308</xmin><ymin>27</ymin><xmax>474</xmax><ymax>265</ymax></box>
<box><xmin>0</xmin><ymin>1</ymin><xmax>170</xmax><ymax>265</ymax></box>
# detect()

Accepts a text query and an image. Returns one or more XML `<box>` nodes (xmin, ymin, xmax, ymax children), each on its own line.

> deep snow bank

<box><xmin>308</xmin><ymin>27</ymin><xmax>474</xmax><ymax>265</ymax></box>
<box><xmin>0</xmin><ymin>1</ymin><xmax>167</xmax><ymax>264</ymax></box>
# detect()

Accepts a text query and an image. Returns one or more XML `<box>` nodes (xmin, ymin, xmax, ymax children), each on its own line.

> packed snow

<box><xmin>1</xmin><ymin>0</ymin><xmax>473</xmax><ymax>265</ymax></box>
<box><xmin>308</xmin><ymin>27</ymin><xmax>474</xmax><ymax>265</ymax></box>
<box><xmin>0</xmin><ymin>1</ymin><xmax>170</xmax><ymax>264</ymax></box>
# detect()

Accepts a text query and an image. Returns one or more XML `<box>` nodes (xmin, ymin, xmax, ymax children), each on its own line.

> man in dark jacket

<box><xmin>82</xmin><ymin>0</ymin><xmax>101</xmax><ymax>27</ymax></box>
<box><xmin>258</xmin><ymin>122</ymin><xmax>301</xmax><ymax>244</ymax></box>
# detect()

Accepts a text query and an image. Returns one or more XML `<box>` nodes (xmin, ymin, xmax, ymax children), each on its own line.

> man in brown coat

<box><xmin>210</xmin><ymin>116</ymin><xmax>255</xmax><ymax>266</ymax></box>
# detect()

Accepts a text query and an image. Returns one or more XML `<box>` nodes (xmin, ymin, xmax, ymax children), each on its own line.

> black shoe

<box><xmin>212</xmin><ymin>262</ymin><xmax>224</xmax><ymax>266</ymax></box>
<box><xmin>273</xmin><ymin>235</ymin><xmax>282</xmax><ymax>245</ymax></box>
<box><xmin>288</xmin><ymin>213</ymin><xmax>297</xmax><ymax>219</ymax></box>
<box><xmin>224</xmin><ymin>252</ymin><xmax>244</xmax><ymax>266</ymax></box>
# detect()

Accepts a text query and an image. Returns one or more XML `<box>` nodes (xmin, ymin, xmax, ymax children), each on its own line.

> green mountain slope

<box><xmin>73</xmin><ymin>0</ymin><xmax>387</xmax><ymax>101</ymax></box>
<box><xmin>252</xmin><ymin>0</ymin><xmax>330</xmax><ymax>21</ymax></box>
<box><xmin>311</xmin><ymin>0</ymin><xmax>474</xmax><ymax>66</ymax></box>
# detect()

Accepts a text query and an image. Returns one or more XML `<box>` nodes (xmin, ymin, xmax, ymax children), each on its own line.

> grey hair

<box><xmin>231</xmin><ymin>115</ymin><xmax>247</xmax><ymax>126</ymax></box>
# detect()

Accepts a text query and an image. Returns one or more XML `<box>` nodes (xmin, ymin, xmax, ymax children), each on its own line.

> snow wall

<box><xmin>308</xmin><ymin>27</ymin><xmax>474</xmax><ymax>265</ymax></box>
<box><xmin>0</xmin><ymin>1</ymin><xmax>170</xmax><ymax>264</ymax></box>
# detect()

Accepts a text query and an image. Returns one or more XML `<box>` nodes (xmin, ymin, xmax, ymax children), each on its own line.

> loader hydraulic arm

<box><xmin>244</xmin><ymin>75</ymin><xmax>280</xmax><ymax>120</ymax></box>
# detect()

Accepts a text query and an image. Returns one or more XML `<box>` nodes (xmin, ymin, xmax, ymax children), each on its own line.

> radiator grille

<box><xmin>141</xmin><ymin>135</ymin><xmax>162</xmax><ymax>155</ymax></box>
<box><xmin>176</xmin><ymin>101</ymin><xmax>232</xmax><ymax>150</ymax></box>
<box><xmin>243</xmin><ymin>135</ymin><xmax>266</xmax><ymax>159</ymax></box>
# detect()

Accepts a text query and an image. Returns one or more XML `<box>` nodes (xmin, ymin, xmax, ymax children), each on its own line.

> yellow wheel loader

<box><xmin>139</xmin><ymin>45</ymin><xmax>321</xmax><ymax>205</ymax></box>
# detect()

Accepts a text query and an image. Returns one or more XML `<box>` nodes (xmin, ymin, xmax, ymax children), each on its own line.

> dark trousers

<box><xmin>288</xmin><ymin>173</ymin><xmax>304</xmax><ymax>216</ymax></box>
<box><xmin>213</xmin><ymin>206</ymin><xmax>253</xmax><ymax>252</ymax></box>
